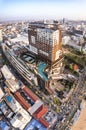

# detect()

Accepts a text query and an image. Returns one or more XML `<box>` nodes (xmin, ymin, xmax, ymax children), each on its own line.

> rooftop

<box><xmin>28</xmin><ymin>100</ymin><xmax>43</xmax><ymax>115</ymax></box>
<box><xmin>10</xmin><ymin>104</ymin><xmax>31</xmax><ymax>130</ymax></box>
<box><xmin>5</xmin><ymin>79</ymin><xmax>22</xmax><ymax>93</ymax></box>
<box><xmin>0</xmin><ymin>120</ymin><xmax>10</xmax><ymax>130</ymax></box>
<box><xmin>43</xmin><ymin>110</ymin><xmax>57</xmax><ymax>126</ymax></box>
<box><xmin>29</xmin><ymin>22</ymin><xmax>58</xmax><ymax>30</ymax></box>
<box><xmin>5</xmin><ymin>94</ymin><xmax>20</xmax><ymax>113</ymax></box>
<box><xmin>0</xmin><ymin>88</ymin><xmax>4</xmax><ymax>100</ymax></box>
<box><xmin>1</xmin><ymin>65</ymin><xmax>15</xmax><ymax>80</ymax></box>
<box><xmin>0</xmin><ymin>100</ymin><xmax>12</xmax><ymax>118</ymax></box>
<box><xmin>10</xmin><ymin>34</ymin><xmax>28</xmax><ymax>45</ymax></box>
<box><xmin>24</xmin><ymin>118</ymin><xmax>46</xmax><ymax>130</ymax></box>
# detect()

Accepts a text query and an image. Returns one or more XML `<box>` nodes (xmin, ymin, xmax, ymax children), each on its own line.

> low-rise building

<box><xmin>0</xmin><ymin>94</ymin><xmax>32</xmax><ymax>130</ymax></box>
<box><xmin>10</xmin><ymin>108</ymin><xmax>31</xmax><ymax>130</ymax></box>
<box><xmin>0</xmin><ymin>120</ymin><xmax>10</xmax><ymax>130</ymax></box>
<box><xmin>1</xmin><ymin>65</ymin><xmax>15</xmax><ymax>80</ymax></box>
<box><xmin>5</xmin><ymin>79</ymin><xmax>22</xmax><ymax>93</ymax></box>
<box><xmin>0</xmin><ymin>88</ymin><xmax>4</xmax><ymax>100</ymax></box>
<box><xmin>1</xmin><ymin>65</ymin><xmax>22</xmax><ymax>93</ymax></box>
<box><xmin>24</xmin><ymin>119</ymin><xmax>46</xmax><ymax>130</ymax></box>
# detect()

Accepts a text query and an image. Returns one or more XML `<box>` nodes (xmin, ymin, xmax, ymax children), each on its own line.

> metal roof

<box><xmin>0</xmin><ymin>121</ymin><xmax>9</xmax><ymax>130</ymax></box>
<box><xmin>24</xmin><ymin>119</ymin><xmax>46</xmax><ymax>130</ymax></box>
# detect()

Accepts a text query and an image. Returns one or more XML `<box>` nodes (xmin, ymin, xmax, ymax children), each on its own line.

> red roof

<box><xmin>33</xmin><ymin>105</ymin><xmax>48</xmax><ymax>119</ymax></box>
<box><xmin>23</xmin><ymin>87</ymin><xmax>38</xmax><ymax>102</ymax></box>
<box><xmin>37</xmin><ymin>106</ymin><xmax>48</xmax><ymax>119</ymax></box>
<box><xmin>73</xmin><ymin>64</ymin><xmax>78</xmax><ymax>71</ymax></box>
<box><xmin>14</xmin><ymin>92</ymin><xmax>30</xmax><ymax>110</ymax></box>
<box><xmin>39</xmin><ymin>118</ymin><xmax>49</xmax><ymax>128</ymax></box>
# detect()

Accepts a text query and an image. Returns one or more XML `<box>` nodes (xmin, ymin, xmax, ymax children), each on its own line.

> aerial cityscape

<box><xmin>0</xmin><ymin>0</ymin><xmax>86</xmax><ymax>130</ymax></box>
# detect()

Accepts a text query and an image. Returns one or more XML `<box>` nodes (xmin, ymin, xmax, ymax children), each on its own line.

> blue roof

<box><xmin>6</xmin><ymin>95</ymin><xmax>12</xmax><ymax>103</ymax></box>
<box><xmin>0</xmin><ymin>121</ymin><xmax>9</xmax><ymax>130</ymax></box>
<box><xmin>24</xmin><ymin>119</ymin><xmax>46</xmax><ymax>130</ymax></box>
<box><xmin>38</xmin><ymin>62</ymin><xmax>48</xmax><ymax>81</ymax></box>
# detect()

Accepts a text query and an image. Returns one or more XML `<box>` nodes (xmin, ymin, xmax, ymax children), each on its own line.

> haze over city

<box><xmin>0</xmin><ymin>0</ymin><xmax>86</xmax><ymax>21</ymax></box>
<box><xmin>0</xmin><ymin>0</ymin><xmax>86</xmax><ymax>130</ymax></box>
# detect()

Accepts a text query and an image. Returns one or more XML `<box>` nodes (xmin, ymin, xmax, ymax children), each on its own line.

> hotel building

<box><xmin>28</xmin><ymin>22</ymin><xmax>63</xmax><ymax>93</ymax></box>
<box><xmin>28</xmin><ymin>22</ymin><xmax>62</xmax><ymax>64</ymax></box>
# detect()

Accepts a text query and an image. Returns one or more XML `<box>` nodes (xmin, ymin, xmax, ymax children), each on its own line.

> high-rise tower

<box><xmin>28</xmin><ymin>22</ymin><xmax>63</xmax><ymax>93</ymax></box>
<box><xmin>28</xmin><ymin>22</ymin><xmax>62</xmax><ymax>64</ymax></box>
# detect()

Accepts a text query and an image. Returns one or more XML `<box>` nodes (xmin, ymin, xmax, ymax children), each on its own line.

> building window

<box><xmin>31</xmin><ymin>36</ymin><xmax>35</xmax><ymax>44</ymax></box>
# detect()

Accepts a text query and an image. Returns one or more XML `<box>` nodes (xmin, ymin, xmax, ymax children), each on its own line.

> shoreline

<box><xmin>71</xmin><ymin>100</ymin><xmax>86</xmax><ymax>130</ymax></box>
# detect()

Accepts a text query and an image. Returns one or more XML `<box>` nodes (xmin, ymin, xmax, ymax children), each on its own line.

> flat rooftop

<box><xmin>43</xmin><ymin>109</ymin><xmax>57</xmax><ymax>125</ymax></box>
<box><xmin>29</xmin><ymin>22</ymin><xmax>58</xmax><ymax>30</ymax></box>
<box><xmin>1</xmin><ymin>65</ymin><xmax>15</xmax><ymax>80</ymax></box>
<box><xmin>0</xmin><ymin>88</ymin><xmax>4</xmax><ymax>100</ymax></box>
<box><xmin>24</xmin><ymin>118</ymin><xmax>46</xmax><ymax>130</ymax></box>
<box><xmin>10</xmin><ymin>35</ymin><xmax>28</xmax><ymax>44</ymax></box>
<box><xmin>0</xmin><ymin>100</ymin><xmax>13</xmax><ymax>118</ymax></box>
<box><xmin>5</xmin><ymin>94</ymin><xmax>19</xmax><ymax>112</ymax></box>
<box><xmin>28</xmin><ymin>100</ymin><xmax>43</xmax><ymax>115</ymax></box>
<box><xmin>0</xmin><ymin>120</ymin><xmax>10</xmax><ymax>130</ymax></box>
<box><xmin>5</xmin><ymin>79</ymin><xmax>22</xmax><ymax>92</ymax></box>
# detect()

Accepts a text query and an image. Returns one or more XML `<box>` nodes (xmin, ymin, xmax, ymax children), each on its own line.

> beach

<box><xmin>71</xmin><ymin>100</ymin><xmax>86</xmax><ymax>130</ymax></box>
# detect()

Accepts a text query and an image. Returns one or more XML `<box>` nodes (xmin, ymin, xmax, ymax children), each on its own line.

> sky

<box><xmin>0</xmin><ymin>0</ymin><xmax>86</xmax><ymax>21</ymax></box>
